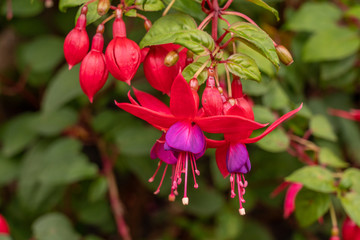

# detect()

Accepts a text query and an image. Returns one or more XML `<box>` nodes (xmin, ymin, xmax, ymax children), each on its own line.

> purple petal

<box><xmin>226</xmin><ymin>143</ymin><xmax>251</xmax><ymax>174</ymax></box>
<box><xmin>150</xmin><ymin>137</ymin><xmax>178</xmax><ymax>165</ymax></box>
<box><xmin>165</xmin><ymin>121</ymin><xmax>206</xmax><ymax>154</ymax></box>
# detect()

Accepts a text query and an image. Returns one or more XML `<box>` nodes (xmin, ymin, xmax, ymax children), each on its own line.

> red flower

<box><xmin>0</xmin><ymin>214</ymin><xmax>10</xmax><ymax>234</ymax></box>
<box><xmin>115</xmin><ymin>73</ymin><xmax>266</xmax><ymax>204</ymax></box>
<box><xmin>342</xmin><ymin>217</ymin><xmax>360</xmax><ymax>240</ymax></box>
<box><xmin>105</xmin><ymin>14</ymin><xmax>141</xmax><ymax>85</ymax></box>
<box><xmin>63</xmin><ymin>6</ymin><xmax>89</xmax><ymax>70</ymax></box>
<box><xmin>329</xmin><ymin>108</ymin><xmax>360</xmax><ymax>122</ymax></box>
<box><xmin>79</xmin><ymin>26</ymin><xmax>108</xmax><ymax>103</ymax></box>
<box><xmin>202</xmin><ymin>69</ymin><xmax>224</xmax><ymax>117</ymax></box>
<box><xmin>283</xmin><ymin>183</ymin><xmax>303</xmax><ymax>218</ymax></box>
<box><xmin>143</xmin><ymin>44</ymin><xmax>186</xmax><ymax>94</ymax></box>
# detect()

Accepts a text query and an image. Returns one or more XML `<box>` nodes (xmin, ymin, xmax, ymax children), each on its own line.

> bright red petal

<box><xmin>170</xmin><ymin>72</ymin><xmax>196</xmax><ymax>119</ymax></box>
<box><xmin>127</xmin><ymin>91</ymin><xmax>139</xmax><ymax>105</ymax></box>
<box><xmin>241</xmin><ymin>104</ymin><xmax>303</xmax><ymax>144</ymax></box>
<box><xmin>115</xmin><ymin>101</ymin><xmax>176</xmax><ymax>130</ymax></box>
<box><xmin>133</xmin><ymin>88</ymin><xmax>171</xmax><ymax>114</ymax></box>
<box><xmin>196</xmin><ymin>115</ymin><xmax>267</xmax><ymax>134</ymax></box>
<box><xmin>215</xmin><ymin>145</ymin><xmax>230</xmax><ymax>177</ymax></box>
<box><xmin>206</xmin><ymin>138</ymin><xmax>226</xmax><ymax>148</ymax></box>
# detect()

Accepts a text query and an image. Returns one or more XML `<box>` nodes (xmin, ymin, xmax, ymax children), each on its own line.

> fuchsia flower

<box><xmin>143</xmin><ymin>44</ymin><xmax>186</xmax><ymax>94</ymax></box>
<box><xmin>63</xmin><ymin>6</ymin><xmax>89</xmax><ymax>70</ymax></box>
<box><xmin>0</xmin><ymin>214</ymin><xmax>10</xmax><ymax>234</ymax></box>
<box><xmin>283</xmin><ymin>183</ymin><xmax>303</xmax><ymax>218</ymax></box>
<box><xmin>210</xmin><ymin>90</ymin><xmax>302</xmax><ymax>215</ymax></box>
<box><xmin>115</xmin><ymin>73</ymin><xmax>267</xmax><ymax>204</ymax></box>
<box><xmin>202</xmin><ymin>69</ymin><xmax>224</xmax><ymax>117</ymax></box>
<box><xmin>342</xmin><ymin>217</ymin><xmax>360</xmax><ymax>240</ymax></box>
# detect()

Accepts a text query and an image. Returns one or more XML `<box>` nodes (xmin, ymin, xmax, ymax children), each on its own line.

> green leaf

<box><xmin>75</xmin><ymin>1</ymin><xmax>101</xmax><ymax>25</ymax></box>
<box><xmin>0</xmin><ymin>236</ymin><xmax>12</xmax><ymax>240</ymax></box>
<box><xmin>134</xmin><ymin>0</ymin><xmax>164</xmax><ymax>11</ymax></box>
<box><xmin>286</xmin><ymin>166</ymin><xmax>336</xmax><ymax>193</ymax></box>
<box><xmin>245</xmin><ymin>0</ymin><xmax>279</xmax><ymax>20</ymax></box>
<box><xmin>286</xmin><ymin>2</ymin><xmax>342</xmax><ymax>32</ymax></box>
<box><xmin>162</xmin><ymin>0</ymin><xmax>206</xmax><ymax>21</ymax></box>
<box><xmin>124</xmin><ymin>9</ymin><xmax>137</xmax><ymax>17</ymax></box>
<box><xmin>32</xmin><ymin>213</ymin><xmax>80</xmax><ymax>240</ymax></box>
<box><xmin>185</xmin><ymin>187</ymin><xmax>224</xmax><ymax>217</ymax></box>
<box><xmin>226</xmin><ymin>54</ymin><xmax>261</xmax><ymax>82</ymax></box>
<box><xmin>319</xmin><ymin>147</ymin><xmax>348</xmax><ymax>168</ymax></box>
<box><xmin>88</xmin><ymin>177</ymin><xmax>108</xmax><ymax>202</ymax></box>
<box><xmin>216</xmin><ymin>209</ymin><xmax>244</xmax><ymax>239</ymax></box>
<box><xmin>303</xmin><ymin>28</ymin><xmax>360</xmax><ymax>62</ymax></box>
<box><xmin>182</xmin><ymin>61</ymin><xmax>208</xmax><ymax>85</ymax></box>
<box><xmin>320</xmin><ymin>55</ymin><xmax>357</xmax><ymax>82</ymax></box>
<box><xmin>295</xmin><ymin>189</ymin><xmax>330</xmax><ymax>227</ymax></box>
<box><xmin>140</xmin><ymin>13</ymin><xmax>215</xmax><ymax>56</ymax></box>
<box><xmin>340</xmin><ymin>192</ymin><xmax>360</xmax><ymax>227</ymax></box>
<box><xmin>1</xmin><ymin>113</ymin><xmax>38</xmax><ymax>157</ymax></box>
<box><xmin>228</xmin><ymin>22</ymin><xmax>279</xmax><ymax>68</ymax></box>
<box><xmin>310</xmin><ymin>115</ymin><xmax>337</xmax><ymax>141</ymax></box>
<box><xmin>0</xmin><ymin>155</ymin><xmax>19</xmax><ymax>186</ymax></box>
<box><xmin>1</xmin><ymin>0</ymin><xmax>44</xmax><ymax>17</ymax></box>
<box><xmin>262</xmin><ymin>81</ymin><xmax>289</xmax><ymax>110</ymax></box>
<box><xmin>253</xmin><ymin>105</ymin><xmax>276</xmax><ymax>123</ymax></box>
<box><xmin>32</xmin><ymin>108</ymin><xmax>78</xmax><ymax>136</ymax></box>
<box><xmin>59</xmin><ymin>0</ymin><xmax>87</xmax><ymax>12</ymax></box>
<box><xmin>340</xmin><ymin>168</ymin><xmax>360</xmax><ymax>193</ymax></box>
<box><xmin>255</xmin><ymin>128</ymin><xmax>290</xmax><ymax>153</ymax></box>
<box><xmin>18</xmin><ymin>35</ymin><xmax>63</xmax><ymax>73</ymax></box>
<box><xmin>42</xmin><ymin>65</ymin><xmax>83</xmax><ymax>113</ymax></box>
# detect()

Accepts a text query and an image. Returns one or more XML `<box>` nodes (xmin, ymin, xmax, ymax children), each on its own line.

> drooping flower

<box><xmin>342</xmin><ymin>217</ymin><xmax>360</xmax><ymax>240</ymax></box>
<box><xmin>63</xmin><ymin>6</ymin><xmax>89</xmax><ymax>70</ymax></box>
<box><xmin>0</xmin><ymin>214</ymin><xmax>10</xmax><ymax>234</ymax></box>
<box><xmin>79</xmin><ymin>25</ymin><xmax>108</xmax><ymax>103</ymax></box>
<box><xmin>143</xmin><ymin>44</ymin><xmax>186</xmax><ymax>94</ymax></box>
<box><xmin>105</xmin><ymin>11</ymin><xmax>141</xmax><ymax>85</ymax></box>
<box><xmin>283</xmin><ymin>183</ymin><xmax>303</xmax><ymax>218</ymax></box>
<box><xmin>212</xmin><ymin>93</ymin><xmax>302</xmax><ymax>214</ymax></box>
<box><xmin>202</xmin><ymin>68</ymin><xmax>224</xmax><ymax>116</ymax></box>
<box><xmin>115</xmin><ymin>72</ymin><xmax>267</xmax><ymax>204</ymax></box>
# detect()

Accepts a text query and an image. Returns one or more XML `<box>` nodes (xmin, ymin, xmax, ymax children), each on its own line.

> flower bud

<box><xmin>143</xmin><ymin>44</ymin><xmax>186</xmax><ymax>94</ymax></box>
<box><xmin>0</xmin><ymin>214</ymin><xmax>10</xmax><ymax>234</ymax></box>
<box><xmin>201</xmin><ymin>69</ymin><xmax>223</xmax><ymax>116</ymax></box>
<box><xmin>105</xmin><ymin>16</ymin><xmax>141</xmax><ymax>85</ymax></box>
<box><xmin>64</xmin><ymin>8</ymin><xmax>89</xmax><ymax>70</ymax></box>
<box><xmin>342</xmin><ymin>217</ymin><xmax>360</xmax><ymax>240</ymax></box>
<box><xmin>144</xmin><ymin>19</ymin><xmax>152</xmax><ymax>31</ymax></box>
<box><xmin>79</xmin><ymin>27</ymin><xmax>108</xmax><ymax>103</ymax></box>
<box><xmin>276</xmin><ymin>45</ymin><xmax>294</xmax><ymax>66</ymax></box>
<box><xmin>231</xmin><ymin>76</ymin><xmax>243</xmax><ymax>98</ymax></box>
<box><xmin>97</xmin><ymin>0</ymin><xmax>110</xmax><ymax>16</ymax></box>
<box><xmin>164</xmin><ymin>50</ymin><xmax>179</xmax><ymax>67</ymax></box>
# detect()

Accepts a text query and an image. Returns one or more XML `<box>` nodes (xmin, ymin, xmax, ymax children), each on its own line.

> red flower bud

<box><xmin>143</xmin><ymin>44</ymin><xmax>186</xmax><ymax>94</ymax></box>
<box><xmin>0</xmin><ymin>214</ymin><xmax>10</xmax><ymax>234</ymax></box>
<box><xmin>105</xmin><ymin>16</ymin><xmax>141</xmax><ymax>85</ymax></box>
<box><xmin>79</xmin><ymin>27</ymin><xmax>108</xmax><ymax>103</ymax></box>
<box><xmin>201</xmin><ymin>69</ymin><xmax>223</xmax><ymax>116</ymax></box>
<box><xmin>231</xmin><ymin>76</ymin><xmax>243</xmax><ymax>98</ymax></box>
<box><xmin>342</xmin><ymin>217</ymin><xmax>360</xmax><ymax>240</ymax></box>
<box><xmin>64</xmin><ymin>6</ymin><xmax>89</xmax><ymax>70</ymax></box>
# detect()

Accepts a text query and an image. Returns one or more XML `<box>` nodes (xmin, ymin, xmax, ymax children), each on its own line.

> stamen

<box><xmin>192</xmin><ymin>155</ymin><xmax>200</xmax><ymax>176</ymax></box>
<box><xmin>154</xmin><ymin>164</ymin><xmax>168</xmax><ymax>195</ymax></box>
<box><xmin>182</xmin><ymin>197</ymin><xmax>189</xmax><ymax>205</ymax></box>
<box><xmin>239</xmin><ymin>208</ymin><xmax>246</xmax><ymax>215</ymax></box>
<box><xmin>183</xmin><ymin>153</ymin><xmax>189</xmax><ymax>202</ymax></box>
<box><xmin>230</xmin><ymin>173</ymin><xmax>236</xmax><ymax>198</ymax></box>
<box><xmin>190</xmin><ymin>154</ymin><xmax>199</xmax><ymax>188</ymax></box>
<box><xmin>237</xmin><ymin>174</ymin><xmax>245</xmax><ymax>215</ymax></box>
<box><xmin>148</xmin><ymin>161</ymin><xmax>162</xmax><ymax>182</ymax></box>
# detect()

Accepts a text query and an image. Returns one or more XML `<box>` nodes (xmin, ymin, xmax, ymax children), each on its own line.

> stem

<box><xmin>329</xmin><ymin>202</ymin><xmax>338</xmax><ymax>231</ymax></box>
<box><xmin>193</xmin><ymin>59</ymin><xmax>210</xmax><ymax>79</ymax></box>
<box><xmin>289</xmin><ymin>134</ymin><xmax>320</xmax><ymax>152</ymax></box>
<box><xmin>85</xmin><ymin>0</ymin><xmax>97</xmax><ymax>6</ymax></box>
<box><xmin>225</xmin><ymin>65</ymin><xmax>232</xmax><ymax>97</ymax></box>
<box><xmin>136</xmin><ymin>13</ymin><xmax>148</xmax><ymax>21</ymax></box>
<box><xmin>97</xmin><ymin>140</ymin><xmax>132</xmax><ymax>240</ymax></box>
<box><xmin>221</xmin><ymin>0</ymin><xmax>233</xmax><ymax>10</ymax></box>
<box><xmin>162</xmin><ymin>0</ymin><xmax>176</xmax><ymax>16</ymax></box>
<box><xmin>101</xmin><ymin>13</ymin><xmax>116</xmax><ymax>25</ymax></box>
<box><xmin>198</xmin><ymin>12</ymin><xmax>215</xmax><ymax>30</ymax></box>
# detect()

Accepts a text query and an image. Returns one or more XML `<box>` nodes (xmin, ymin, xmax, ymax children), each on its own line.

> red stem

<box><xmin>212</xmin><ymin>0</ymin><xmax>219</xmax><ymax>40</ymax></box>
<box><xmin>198</xmin><ymin>12</ymin><xmax>215</xmax><ymax>30</ymax></box>
<box><xmin>221</xmin><ymin>0</ymin><xmax>233</xmax><ymax>10</ymax></box>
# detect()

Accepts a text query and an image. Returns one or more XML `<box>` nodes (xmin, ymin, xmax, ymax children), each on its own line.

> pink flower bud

<box><xmin>201</xmin><ymin>68</ymin><xmax>223</xmax><ymax>116</ymax></box>
<box><xmin>79</xmin><ymin>27</ymin><xmax>108</xmax><ymax>103</ymax></box>
<box><xmin>105</xmin><ymin>16</ymin><xmax>141</xmax><ymax>85</ymax></box>
<box><xmin>342</xmin><ymin>217</ymin><xmax>360</xmax><ymax>240</ymax></box>
<box><xmin>231</xmin><ymin>76</ymin><xmax>243</xmax><ymax>98</ymax></box>
<box><xmin>0</xmin><ymin>214</ymin><xmax>10</xmax><ymax>234</ymax></box>
<box><xmin>64</xmin><ymin>7</ymin><xmax>89</xmax><ymax>70</ymax></box>
<box><xmin>143</xmin><ymin>44</ymin><xmax>186</xmax><ymax>94</ymax></box>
